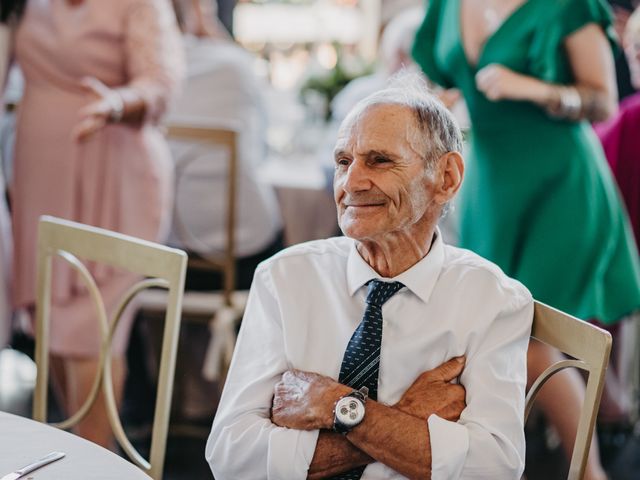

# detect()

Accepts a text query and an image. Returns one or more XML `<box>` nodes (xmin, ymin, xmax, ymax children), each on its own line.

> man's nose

<box><xmin>341</xmin><ymin>160</ymin><xmax>371</xmax><ymax>193</ymax></box>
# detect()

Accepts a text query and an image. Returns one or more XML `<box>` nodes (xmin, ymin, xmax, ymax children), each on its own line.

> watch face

<box><xmin>335</xmin><ymin>396</ymin><xmax>365</xmax><ymax>427</ymax></box>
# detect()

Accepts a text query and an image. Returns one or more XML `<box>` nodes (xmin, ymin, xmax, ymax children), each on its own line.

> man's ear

<box><xmin>433</xmin><ymin>151</ymin><xmax>464</xmax><ymax>205</ymax></box>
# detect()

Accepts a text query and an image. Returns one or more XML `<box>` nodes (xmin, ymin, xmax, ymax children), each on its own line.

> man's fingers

<box><xmin>442</xmin><ymin>399</ymin><xmax>467</xmax><ymax>422</ymax></box>
<box><xmin>433</xmin><ymin>356</ymin><xmax>466</xmax><ymax>382</ymax></box>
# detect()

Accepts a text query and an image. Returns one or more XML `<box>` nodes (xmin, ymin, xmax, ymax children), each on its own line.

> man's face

<box><xmin>333</xmin><ymin>103</ymin><xmax>438</xmax><ymax>243</ymax></box>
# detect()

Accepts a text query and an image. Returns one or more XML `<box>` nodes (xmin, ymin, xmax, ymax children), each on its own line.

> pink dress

<box><xmin>11</xmin><ymin>0</ymin><xmax>183</xmax><ymax>356</ymax></box>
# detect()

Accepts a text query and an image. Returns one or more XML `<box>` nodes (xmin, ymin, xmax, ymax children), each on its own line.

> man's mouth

<box><xmin>345</xmin><ymin>203</ymin><xmax>385</xmax><ymax>208</ymax></box>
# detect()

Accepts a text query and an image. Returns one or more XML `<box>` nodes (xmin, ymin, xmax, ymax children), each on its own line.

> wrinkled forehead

<box><xmin>335</xmin><ymin>103</ymin><xmax>426</xmax><ymax>152</ymax></box>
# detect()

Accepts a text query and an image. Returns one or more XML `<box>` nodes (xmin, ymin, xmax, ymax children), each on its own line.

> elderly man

<box><xmin>206</xmin><ymin>73</ymin><xmax>533</xmax><ymax>479</ymax></box>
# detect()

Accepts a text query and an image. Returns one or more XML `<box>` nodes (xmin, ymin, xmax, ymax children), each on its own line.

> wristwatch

<box><xmin>333</xmin><ymin>386</ymin><xmax>368</xmax><ymax>434</ymax></box>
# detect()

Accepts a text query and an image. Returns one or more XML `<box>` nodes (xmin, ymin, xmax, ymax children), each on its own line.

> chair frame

<box><xmin>160</xmin><ymin>122</ymin><xmax>250</xmax><ymax>382</ymax></box>
<box><xmin>167</xmin><ymin>124</ymin><xmax>238</xmax><ymax>307</ymax></box>
<box><xmin>525</xmin><ymin>301</ymin><xmax>612</xmax><ymax>480</ymax></box>
<box><xmin>33</xmin><ymin>216</ymin><xmax>187</xmax><ymax>480</ymax></box>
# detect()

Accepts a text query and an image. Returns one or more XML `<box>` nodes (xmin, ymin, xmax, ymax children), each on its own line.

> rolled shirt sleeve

<box><xmin>205</xmin><ymin>266</ymin><xmax>319</xmax><ymax>479</ymax></box>
<box><xmin>428</xmin><ymin>284</ymin><xmax>533</xmax><ymax>480</ymax></box>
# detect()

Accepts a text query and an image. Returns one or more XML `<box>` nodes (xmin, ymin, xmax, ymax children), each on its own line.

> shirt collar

<box><xmin>346</xmin><ymin>228</ymin><xmax>445</xmax><ymax>304</ymax></box>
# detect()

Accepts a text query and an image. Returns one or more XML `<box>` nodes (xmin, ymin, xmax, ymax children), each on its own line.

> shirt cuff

<box><xmin>428</xmin><ymin>414</ymin><xmax>469</xmax><ymax>480</ymax></box>
<box><xmin>267</xmin><ymin>428</ymin><xmax>319</xmax><ymax>479</ymax></box>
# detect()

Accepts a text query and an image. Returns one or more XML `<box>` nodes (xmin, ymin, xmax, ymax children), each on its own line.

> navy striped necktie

<box><xmin>331</xmin><ymin>279</ymin><xmax>404</xmax><ymax>480</ymax></box>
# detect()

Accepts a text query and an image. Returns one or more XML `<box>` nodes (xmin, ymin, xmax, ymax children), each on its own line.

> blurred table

<box><xmin>0</xmin><ymin>411</ymin><xmax>151</xmax><ymax>480</ymax></box>
<box><xmin>259</xmin><ymin>153</ymin><xmax>338</xmax><ymax>246</ymax></box>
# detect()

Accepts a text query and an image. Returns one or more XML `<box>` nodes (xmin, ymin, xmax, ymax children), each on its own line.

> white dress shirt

<box><xmin>166</xmin><ymin>36</ymin><xmax>282</xmax><ymax>258</ymax></box>
<box><xmin>206</xmin><ymin>231</ymin><xmax>533</xmax><ymax>479</ymax></box>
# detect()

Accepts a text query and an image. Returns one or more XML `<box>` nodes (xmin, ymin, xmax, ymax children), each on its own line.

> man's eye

<box><xmin>373</xmin><ymin>156</ymin><xmax>391</xmax><ymax>164</ymax></box>
<box><xmin>336</xmin><ymin>158</ymin><xmax>350</xmax><ymax>166</ymax></box>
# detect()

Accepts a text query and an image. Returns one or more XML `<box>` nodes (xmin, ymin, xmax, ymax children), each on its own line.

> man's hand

<box><xmin>394</xmin><ymin>356</ymin><xmax>467</xmax><ymax>421</ymax></box>
<box><xmin>271</xmin><ymin>370</ymin><xmax>351</xmax><ymax>430</ymax></box>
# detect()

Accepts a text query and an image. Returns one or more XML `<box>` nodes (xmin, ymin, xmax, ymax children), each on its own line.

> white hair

<box><xmin>343</xmin><ymin>69</ymin><xmax>463</xmax><ymax>169</ymax></box>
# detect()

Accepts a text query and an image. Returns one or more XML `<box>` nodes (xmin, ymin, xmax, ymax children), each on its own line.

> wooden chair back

<box><xmin>526</xmin><ymin>301</ymin><xmax>612</xmax><ymax>480</ymax></box>
<box><xmin>166</xmin><ymin>124</ymin><xmax>238</xmax><ymax>306</ymax></box>
<box><xmin>33</xmin><ymin>216</ymin><xmax>187</xmax><ymax>480</ymax></box>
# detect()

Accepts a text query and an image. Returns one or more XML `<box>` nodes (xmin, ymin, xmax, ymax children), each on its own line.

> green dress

<box><xmin>412</xmin><ymin>0</ymin><xmax>640</xmax><ymax>324</ymax></box>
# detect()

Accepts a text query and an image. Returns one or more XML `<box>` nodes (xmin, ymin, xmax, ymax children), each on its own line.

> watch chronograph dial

<box><xmin>335</xmin><ymin>395</ymin><xmax>365</xmax><ymax>428</ymax></box>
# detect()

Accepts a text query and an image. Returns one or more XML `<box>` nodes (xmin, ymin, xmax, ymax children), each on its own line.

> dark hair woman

<box><xmin>0</xmin><ymin>0</ymin><xmax>26</xmax><ymax>23</ymax></box>
<box><xmin>0</xmin><ymin>0</ymin><xmax>23</xmax><ymax>349</ymax></box>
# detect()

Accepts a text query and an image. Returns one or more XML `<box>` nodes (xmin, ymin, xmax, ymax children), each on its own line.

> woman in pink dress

<box><xmin>11</xmin><ymin>0</ymin><xmax>183</xmax><ymax>446</ymax></box>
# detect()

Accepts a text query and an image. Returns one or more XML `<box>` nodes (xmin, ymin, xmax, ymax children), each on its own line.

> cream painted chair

<box><xmin>525</xmin><ymin>301</ymin><xmax>613</xmax><ymax>480</ymax></box>
<box><xmin>140</xmin><ymin>124</ymin><xmax>248</xmax><ymax>382</ymax></box>
<box><xmin>33</xmin><ymin>216</ymin><xmax>187</xmax><ymax>480</ymax></box>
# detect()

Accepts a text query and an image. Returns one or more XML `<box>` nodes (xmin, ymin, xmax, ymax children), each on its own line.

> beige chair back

<box><xmin>167</xmin><ymin>124</ymin><xmax>238</xmax><ymax>306</ymax></box>
<box><xmin>33</xmin><ymin>216</ymin><xmax>187</xmax><ymax>480</ymax></box>
<box><xmin>526</xmin><ymin>301</ymin><xmax>612</xmax><ymax>480</ymax></box>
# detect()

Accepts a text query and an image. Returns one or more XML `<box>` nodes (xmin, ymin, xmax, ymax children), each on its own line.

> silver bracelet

<box><xmin>107</xmin><ymin>91</ymin><xmax>124</xmax><ymax>123</ymax></box>
<box><xmin>559</xmin><ymin>86</ymin><xmax>582</xmax><ymax>120</ymax></box>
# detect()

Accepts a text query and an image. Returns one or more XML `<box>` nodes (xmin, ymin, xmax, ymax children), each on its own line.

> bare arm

<box><xmin>562</xmin><ymin>23</ymin><xmax>617</xmax><ymax>120</ymax></box>
<box><xmin>475</xmin><ymin>23</ymin><xmax>617</xmax><ymax>121</ymax></box>
<box><xmin>273</xmin><ymin>358</ymin><xmax>466</xmax><ymax>479</ymax></box>
<box><xmin>73</xmin><ymin>0</ymin><xmax>183</xmax><ymax>141</ymax></box>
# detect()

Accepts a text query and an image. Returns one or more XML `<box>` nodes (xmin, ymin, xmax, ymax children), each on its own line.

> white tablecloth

<box><xmin>0</xmin><ymin>411</ymin><xmax>151</xmax><ymax>479</ymax></box>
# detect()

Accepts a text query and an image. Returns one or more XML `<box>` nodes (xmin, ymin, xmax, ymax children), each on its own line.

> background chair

<box><xmin>140</xmin><ymin>124</ymin><xmax>247</xmax><ymax>382</ymax></box>
<box><xmin>525</xmin><ymin>301</ymin><xmax>613</xmax><ymax>480</ymax></box>
<box><xmin>33</xmin><ymin>215</ymin><xmax>187</xmax><ymax>480</ymax></box>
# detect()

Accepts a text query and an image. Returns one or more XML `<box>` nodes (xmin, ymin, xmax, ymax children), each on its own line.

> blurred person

<box><xmin>596</xmin><ymin>5</ymin><xmax>640</xmax><ymax>247</ymax></box>
<box><xmin>330</xmin><ymin>4</ymin><xmax>466</xmax><ymax>125</ymax></box>
<box><xmin>609</xmin><ymin>0</ymin><xmax>639</xmax><ymax>99</ymax></box>
<box><xmin>625</xmin><ymin>4</ymin><xmax>640</xmax><ymax>89</ymax></box>
<box><xmin>0</xmin><ymin>0</ymin><xmax>23</xmax><ymax>349</ymax></box>
<box><xmin>0</xmin><ymin>0</ymin><xmax>24</xmax><ymax>82</ymax></box>
<box><xmin>10</xmin><ymin>0</ymin><xmax>183</xmax><ymax>448</ymax></box>
<box><xmin>176</xmin><ymin>0</ymin><xmax>232</xmax><ymax>37</ymax></box>
<box><xmin>330</xmin><ymin>6</ymin><xmax>426</xmax><ymax>124</ymax></box>
<box><xmin>0</xmin><ymin>65</ymin><xmax>20</xmax><ymax>185</ymax></box>
<box><xmin>593</xmin><ymin>13</ymin><xmax>640</xmax><ymax>463</ymax></box>
<box><xmin>168</xmin><ymin>0</ymin><xmax>282</xmax><ymax>291</ymax></box>
<box><xmin>413</xmin><ymin>1</ymin><xmax>640</xmax><ymax>479</ymax></box>
<box><xmin>207</xmin><ymin>71</ymin><xmax>533</xmax><ymax>480</ymax></box>
<box><xmin>158</xmin><ymin>0</ymin><xmax>282</xmax><ymax>424</ymax></box>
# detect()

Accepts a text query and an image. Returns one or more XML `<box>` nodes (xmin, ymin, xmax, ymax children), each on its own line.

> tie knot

<box><xmin>365</xmin><ymin>280</ymin><xmax>404</xmax><ymax>308</ymax></box>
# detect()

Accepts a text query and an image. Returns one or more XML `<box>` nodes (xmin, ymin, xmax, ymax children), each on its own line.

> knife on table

<box><xmin>0</xmin><ymin>452</ymin><xmax>66</xmax><ymax>480</ymax></box>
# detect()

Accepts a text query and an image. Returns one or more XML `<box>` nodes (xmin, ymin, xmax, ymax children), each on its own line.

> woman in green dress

<box><xmin>413</xmin><ymin>0</ymin><xmax>640</xmax><ymax>478</ymax></box>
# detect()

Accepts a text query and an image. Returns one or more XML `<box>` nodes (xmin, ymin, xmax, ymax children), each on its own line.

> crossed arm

<box><xmin>270</xmin><ymin>357</ymin><xmax>467</xmax><ymax>480</ymax></box>
<box><xmin>207</xmin><ymin>269</ymin><xmax>532</xmax><ymax>480</ymax></box>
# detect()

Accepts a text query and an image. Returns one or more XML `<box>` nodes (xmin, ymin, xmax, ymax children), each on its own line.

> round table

<box><xmin>0</xmin><ymin>411</ymin><xmax>151</xmax><ymax>479</ymax></box>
